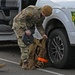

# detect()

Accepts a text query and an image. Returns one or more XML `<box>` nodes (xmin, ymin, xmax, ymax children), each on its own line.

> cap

<box><xmin>41</xmin><ymin>5</ymin><xmax>52</xmax><ymax>16</ymax></box>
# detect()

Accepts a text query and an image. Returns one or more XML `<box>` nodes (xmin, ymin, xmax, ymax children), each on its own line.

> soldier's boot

<box><xmin>19</xmin><ymin>59</ymin><xmax>23</xmax><ymax>66</ymax></box>
<box><xmin>22</xmin><ymin>61</ymin><xmax>28</xmax><ymax>70</ymax></box>
<box><xmin>0</xmin><ymin>63</ymin><xmax>6</xmax><ymax>69</ymax></box>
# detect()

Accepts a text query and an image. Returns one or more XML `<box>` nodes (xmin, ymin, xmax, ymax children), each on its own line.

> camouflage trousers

<box><xmin>12</xmin><ymin>22</ymin><xmax>29</xmax><ymax>62</ymax></box>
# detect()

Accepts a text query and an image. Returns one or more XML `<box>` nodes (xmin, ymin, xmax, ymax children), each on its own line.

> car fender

<box><xmin>43</xmin><ymin>8</ymin><xmax>75</xmax><ymax>44</ymax></box>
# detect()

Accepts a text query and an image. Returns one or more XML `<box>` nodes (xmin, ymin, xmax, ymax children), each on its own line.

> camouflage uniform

<box><xmin>12</xmin><ymin>5</ymin><xmax>45</xmax><ymax>63</ymax></box>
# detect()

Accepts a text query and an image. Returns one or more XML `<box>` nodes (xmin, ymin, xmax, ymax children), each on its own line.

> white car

<box><xmin>36</xmin><ymin>0</ymin><xmax>75</xmax><ymax>68</ymax></box>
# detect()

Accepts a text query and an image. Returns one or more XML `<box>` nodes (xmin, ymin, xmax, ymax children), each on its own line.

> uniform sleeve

<box><xmin>25</xmin><ymin>7</ymin><xmax>36</xmax><ymax>33</ymax></box>
<box><xmin>29</xmin><ymin>25</ymin><xmax>35</xmax><ymax>34</ymax></box>
<box><xmin>36</xmin><ymin>23</ymin><xmax>45</xmax><ymax>36</ymax></box>
<box><xmin>25</xmin><ymin>21</ymin><xmax>35</xmax><ymax>35</ymax></box>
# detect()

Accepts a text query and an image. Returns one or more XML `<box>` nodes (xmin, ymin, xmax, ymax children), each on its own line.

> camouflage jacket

<box><xmin>14</xmin><ymin>5</ymin><xmax>45</xmax><ymax>36</ymax></box>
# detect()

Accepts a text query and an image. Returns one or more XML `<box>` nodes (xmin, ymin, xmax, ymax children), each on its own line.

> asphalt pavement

<box><xmin>0</xmin><ymin>46</ymin><xmax>75</xmax><ymax>75</ymax></box>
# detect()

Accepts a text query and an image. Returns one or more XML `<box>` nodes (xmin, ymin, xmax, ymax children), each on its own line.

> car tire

<box><xmin>47</xmin><ymin>28</ymin><xmax>72</xmax><ymax>68</ymax></box>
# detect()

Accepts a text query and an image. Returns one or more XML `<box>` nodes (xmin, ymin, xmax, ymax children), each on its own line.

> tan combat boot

<box><xmin>21</xmin><ymin>60</ymin><xmax>28</xmax><ymax>70</ymax></box>
<box><xmin>19</xmin><ymin>59</ymin><xmax>23</xmax><ymax>66</ymax></box>
<box><xmin>0</xmin><ymin>63</ymin><xmax>6</xmax><ymax>69</ymax></box>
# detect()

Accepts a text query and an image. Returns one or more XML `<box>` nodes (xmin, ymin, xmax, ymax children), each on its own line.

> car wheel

<box><xmin>47</xmin><ymin>28</ymin><xmax>71</xmax><ymax>68</ymax></box>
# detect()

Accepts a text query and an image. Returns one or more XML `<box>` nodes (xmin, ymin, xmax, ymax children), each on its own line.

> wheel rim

<box><xmin>48</xmin><ymin>35</ymin><xmax>64</xmax><ymax>63</ymax></box>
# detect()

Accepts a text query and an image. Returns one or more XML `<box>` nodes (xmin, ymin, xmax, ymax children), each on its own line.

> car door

<box><xmin>0</xmin><ymin>0</ymin><xmax>18</xmax><ymax>35</ymax></box>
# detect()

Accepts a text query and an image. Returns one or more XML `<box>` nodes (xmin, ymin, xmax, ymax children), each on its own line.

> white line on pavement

<box><xmin>0</xmin><ymin>58</ymin><xmax>64</xmax><ymax>75</ymax></box>
<box><xmin>0</xmin><ymin>58</ymin><xmax>19</xmax><ymax>65</ymax></box>
<box><xmin>37</xmin><ymin>69</ymin><xmax>64</xmax><ymax>75</ymax></box>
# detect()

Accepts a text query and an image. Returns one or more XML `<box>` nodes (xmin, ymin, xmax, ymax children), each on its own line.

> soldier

<box><xmin>0</xmin><ymin>63</ymin><xmax>6</xmax><ymax>69</ymax></box>
<box><xmin>12</xmin><ymin>5</ymin><xmax>52</xmax><ymax>69</ymax></box>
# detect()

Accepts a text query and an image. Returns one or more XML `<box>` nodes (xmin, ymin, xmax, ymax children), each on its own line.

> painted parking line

<box><xmin>0</xmin><ymin>58</ymin><xmax>64</xmax><ymax>75</ymax></box>
<box><xmin>37</xmin><ymin>69</ymin><xmax>64</xmax><ymax>75</ymax></box>
<box><xmin>0</xmin><ymin>58</ymin><xmax>19</xmax><ymax>65</ymax></box>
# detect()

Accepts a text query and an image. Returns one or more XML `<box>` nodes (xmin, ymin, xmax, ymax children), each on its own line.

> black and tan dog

<box><xmin>24</xmin><ymin>38</ymin><xmax>48</xmax><ymax>70</ymax></box>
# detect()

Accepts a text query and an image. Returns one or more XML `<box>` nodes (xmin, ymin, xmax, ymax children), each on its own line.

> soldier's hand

<box><xmin>25</xmin><ymin>30</ymin><xmax>31</xmax><ymax>36</ymax></box>
<box><xmin>43</xmin><ymin>34</ymin><xmax>48</xmax><ymax>39</ymax></box>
